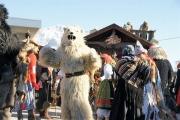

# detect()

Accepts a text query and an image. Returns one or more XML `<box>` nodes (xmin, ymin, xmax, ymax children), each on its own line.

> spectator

<box><xmin>139</xmin><ymin>21</ymin><xmax>148</xmax><ymax>31</ymax></box>
<box><xmin>175</xmin><ymin>62</ymin><xmax>180</xmax><ymax>112</ymax></box>
<box><xmin>35</xmin><ymin>66</ymin><xmax>52</xmax><ymax>119</ymax></box>
<box><xmin>95</xmin><ymin>54</ymin><xmax>114</xmax><ymax>120</ymax></box>
<box><xmin>14</xmin><ymin>39</ymin><xmax>39</xmax><ymax>120</ymax></box>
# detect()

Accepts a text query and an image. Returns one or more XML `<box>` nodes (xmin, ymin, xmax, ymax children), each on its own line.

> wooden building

<box><xmin>84</xmin><ymin>23</ymin><xmax>155</xmax><ymax>57</ymax></box>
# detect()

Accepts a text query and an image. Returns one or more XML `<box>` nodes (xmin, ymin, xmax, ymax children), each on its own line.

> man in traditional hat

<box><xmin>15</xmin><ymin>33</ymin><xmax>40</xmax><ymax>120</ymax></box>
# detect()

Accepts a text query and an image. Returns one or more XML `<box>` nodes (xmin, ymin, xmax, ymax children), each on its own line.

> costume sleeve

<box><xmin>58</xmin><ymin>70</ymin><xmax>65</xmax><ymax>78</ymax></box>
<box><xmin>100</xmin><ymin>64</ymin><xmax>113</xmax><ymax>81</ymax></box>
<box><xmin>28</xmin><ymin>54</ymin><xmax>37</xmax><ymax>83</ymax></box>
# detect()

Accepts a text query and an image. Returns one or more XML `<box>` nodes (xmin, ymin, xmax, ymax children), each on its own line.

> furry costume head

<box><xmin>61</xmin><ymin>26</ymin><xmax>85</xmax><ymax>47</ymax></box>
<box><xmin>147</xmin><ymin>46</ymin><xmax>168</xmax><ymax>60</ymax></box>
<box><xmin>0</xmin><ymin>4</ymin><xmax>8</xmax><ymax>27</ymax></box>
<box><xmin>0</xmin><ymin>4</ymin><xmax>20</xmax><ymax>62</ymax></box>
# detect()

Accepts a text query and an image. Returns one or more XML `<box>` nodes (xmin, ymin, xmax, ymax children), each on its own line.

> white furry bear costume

<box><xmin>39</xmin><ymin>26</ymin><xmax>102</xmax><ymax>120</ymax></box>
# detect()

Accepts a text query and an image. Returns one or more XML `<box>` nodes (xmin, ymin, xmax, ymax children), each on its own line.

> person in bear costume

<box><xmin>39</xmin><ymin>25</ymin><xmax>102</xmax><ymax>120</ymax></box>
<box><xmin>0</xmin><ymin>4</ymin><xmax>20</xmax><ymax>120</ymax></box>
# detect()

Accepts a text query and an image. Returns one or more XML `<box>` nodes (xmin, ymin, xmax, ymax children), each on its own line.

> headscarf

<box><xmin>122</xmin><ymin>45</ymin><xmax>135</xmax><ymax>59</ymax></box>
<box><xmin>135</xmin><ymin>40</ymin><xmax>155</xmax><ymax>63</ymax></box>
<box><xmin>134</xmin><ymin>40</ymin><xmax>147</xmax><ymax>55</ymax></box>
<box><xmin>100</xmin><ymin>54</ymin><xmax>112</xmax><ymax>64</ymax></box>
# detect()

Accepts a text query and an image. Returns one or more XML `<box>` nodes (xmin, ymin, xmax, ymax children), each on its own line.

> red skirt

<box><xmin>177</xmin><ymin>87</ymin><xmax>180</xmax><ymax>105</ymax></box>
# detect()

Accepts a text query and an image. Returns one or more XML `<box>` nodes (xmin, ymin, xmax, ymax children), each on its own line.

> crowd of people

<box><xmin>1</xmin><ymin>3</ymin><xmax>180</xmax><ymax>120</ymax></box>
<box><xmin>0</xmin><ymin>5</ymin><xmax>61</xmax><ymax>119</ymax></box>
<box><xmin>123</xmin><ymin>21</ymin><xmax>148</xmax><ymax>32</ymax></box>
<box><xmin>15</xmin><ymin>37</ymin><xmax>65</xmax><ymax>120</ymax></box>
<box><xmin>91</xmin><ymin>41</ymin><xmax>179</xmax><ymax>120</ymax></box>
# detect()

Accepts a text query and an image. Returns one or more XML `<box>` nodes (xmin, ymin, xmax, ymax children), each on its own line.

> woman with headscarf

<box><xmin>135</xmin><ymin>41</ymin><xmax>164</xmax><ymax>120</ymax></box>
<box><xmin>95</xmin><ymin>54</ymin><xmax>114</xmax><ymax>120</ymax></box>
<box><xmin>110</xmin><ymin>45</ymin><xmax>151</xmax><ymax>120</ymax></box>
<box><xmin>136</xmin><ymin>41</ymin><xmax>175</xmax><ymax>120</ymax></box>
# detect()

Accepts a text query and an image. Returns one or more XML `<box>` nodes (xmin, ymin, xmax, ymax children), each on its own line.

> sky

<box><xmin>1</xmin><ymin>0</ymin><xmax>180</xmax><ymax>70</ymax></box>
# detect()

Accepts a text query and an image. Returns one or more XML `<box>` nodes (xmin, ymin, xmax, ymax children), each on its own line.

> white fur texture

<box><xmin>39</xmin><ymin>26</ymin><xmax>101</xmax><ymax>119</ymax></box>
<box><xmin>39</xmin><ymin>45</ymin><xmax>61</xmax><ymax>68</ymax></box>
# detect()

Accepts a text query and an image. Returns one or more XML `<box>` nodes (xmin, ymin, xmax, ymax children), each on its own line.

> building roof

<box><xmin>7</xmin><ymin>17</ymin><xmax>41</xmax><ymax>40</ymax></box>
<box><xmin>84</xmin><ymin>23</ymin><xmax>152</xmax><ymax>48</ymax></box>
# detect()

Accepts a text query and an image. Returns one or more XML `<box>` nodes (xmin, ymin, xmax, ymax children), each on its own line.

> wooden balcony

<box><xmin>130</xmin><ymin>30</ymin><xmax>156</xmax><ymax>42</ymax></box>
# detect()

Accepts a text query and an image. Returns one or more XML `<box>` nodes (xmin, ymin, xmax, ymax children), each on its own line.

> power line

<box><xmin>159</xmin><ymin>37</ymin><xmax>180</xmax><ymax>41</ymax></box>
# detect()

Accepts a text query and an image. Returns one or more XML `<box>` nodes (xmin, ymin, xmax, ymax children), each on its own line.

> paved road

<box><xmin>11</xmin><ymin>106</ymin><xmax>61</xmax><ymax>120</ymax></box>
<box><xmin>177</xmin><ymin>114</ymin><xmax>180</xmax><ymax>120</ymax></box>
<box><xmin>11</xmin><ymin>107</ymin><xmax>180</xmax><ymax>120</ymax></box>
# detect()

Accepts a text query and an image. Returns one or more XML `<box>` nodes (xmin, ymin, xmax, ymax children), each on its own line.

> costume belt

<box><xmin>65</xmin><ymin>70</ymin><xmax>85</xmax><ymax>78</ymax></box>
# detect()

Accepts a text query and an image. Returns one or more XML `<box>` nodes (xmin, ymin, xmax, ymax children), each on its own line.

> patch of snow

<box><xmin>33</xmin><ymin>24</ymin><xmax>90</xmax><ymax>49</ymax></box>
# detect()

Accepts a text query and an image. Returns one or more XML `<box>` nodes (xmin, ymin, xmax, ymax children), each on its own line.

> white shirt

<box><xmin>57</xmin><ymin>70</ymin><xmax>65</xmax><ymax>79</ymax></box>
<box><xmin>100</xmin><ymin>64</ymin><xmax>113</xmax><ymax>81</ymax></box>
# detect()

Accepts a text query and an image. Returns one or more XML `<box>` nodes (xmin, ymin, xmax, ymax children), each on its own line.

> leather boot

<box><xmin>17</xmin><ymin>110</ymin><xmax>23</xmax><ymax>120</ymax></box>
<box><xmin>28</xmin><ymin>109</ymin><xmax>36</xmax><ymax>120</ymax></box>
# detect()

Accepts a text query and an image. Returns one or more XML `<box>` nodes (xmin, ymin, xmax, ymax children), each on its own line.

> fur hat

<box><xmin>147</xmin><ymin>46</ymin><xmax>168</xmax><ymax>60</ymax></box>
<box><xmin>21</xmin><ymin>43</ymin><xmax>35</xmax><ymax>52</ymax></box>
<box><xmin>22</xmin><ymin>39</ymin><xmax>39</xmax><ymax>46</ymax></box>
<box><xmin>134</xmin><ymin>40</ymin><xmax>147</xmax><ymax>55</ymax></box>
<box><xmin>122</xmin><ymin>45</ymin><xmax>135</xmax><ymax>56</ymax></box>
<box><xmin>21</xmin><ymin>39</ymin><xmax>39</xmax><ymax>52</ymax></box>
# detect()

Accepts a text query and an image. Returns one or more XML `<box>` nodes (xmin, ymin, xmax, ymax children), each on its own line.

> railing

<box><xmin>130</xmin><ymin>30</ymin><xmax>155</xmax><ymax>42</ymax></box>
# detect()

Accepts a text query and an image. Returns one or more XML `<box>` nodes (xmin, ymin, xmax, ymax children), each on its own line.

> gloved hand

<box><xmin>32</xmin><ymin>82</ymin><xmax>39</xmax><ymax>90</ymax></box>
<box><xmin>96</xmin><ymin>78</ymin><xmax>102</xmax><ymax>82</ymax></box>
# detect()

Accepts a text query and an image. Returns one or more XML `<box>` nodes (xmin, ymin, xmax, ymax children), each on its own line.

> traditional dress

<box><xmin>95</xmin><ymin>54</ymin><xmax>114</xmax><ymax>120</ymax></box>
